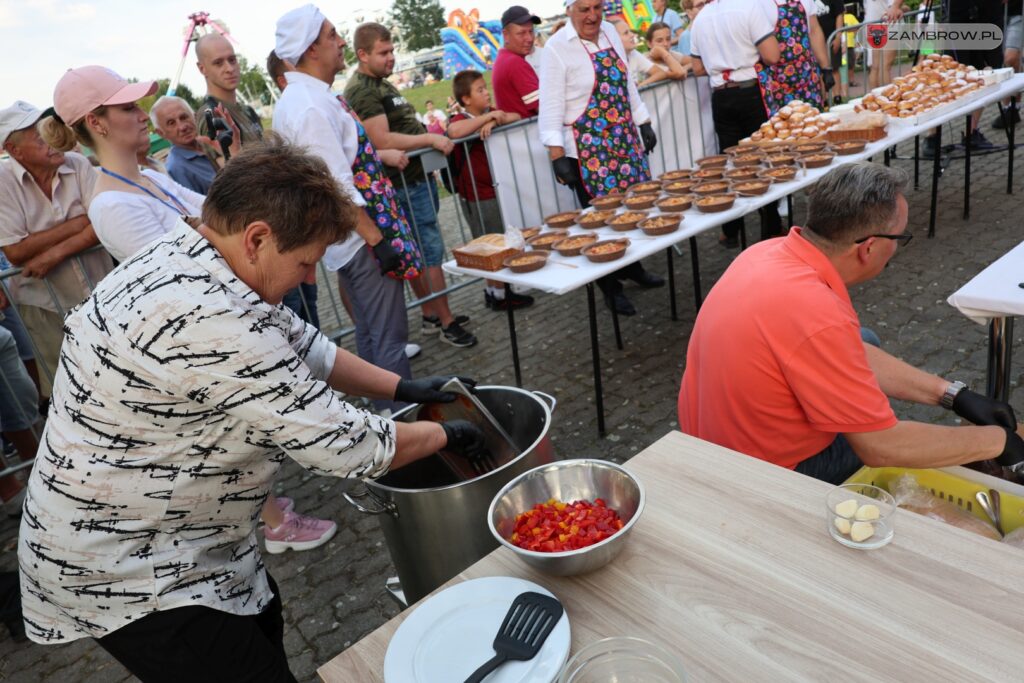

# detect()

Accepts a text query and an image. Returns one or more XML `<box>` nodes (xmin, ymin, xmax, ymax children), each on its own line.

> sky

<box><xmin>1</xmin><ymin>0</ymin><xmax>565</xmax><ymax>109</ymax></box>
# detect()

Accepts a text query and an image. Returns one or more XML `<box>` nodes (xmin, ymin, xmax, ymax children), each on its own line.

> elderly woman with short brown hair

<box><xmin>18</xmin><ymin>138</ymin><xmax>483</xmax><ymax>682</ymax></box>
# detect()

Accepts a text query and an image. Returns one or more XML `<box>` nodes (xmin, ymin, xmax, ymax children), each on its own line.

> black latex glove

<box><xmin>372</xmin><ymin>239</ymin><xmax>401</xmax><ymax>275</ymax></box>
<box><xmin>952</xmin><ymin>389</ymin><xmax>1017</xmax><ymax>430</ymax></box>
<box><xmin>552</xmin><ymin>156</ymin><xmax>581</xmax><ymax>187</ymax></box>
<box><xmin>441</xmin><ymin>419</ymin><xmax>487</xmax><ymax>460</ymax></box>
<box><xmin>394</xmin><ymin>376</ymin><xmax>478</xmax><ymax>404</ymax></box>
<box><xmin>998</xmin><ymin>428</ymin><xmax>1024</xmax><ymax>473</ymax></box>
<box><xmin>821</xmin><ymin>68</ymin><xmax>836</xmax><ymax>92</ymax></box>
<box><xmin>639</xmin><ymin>122</ymin><xmax>657</xmax><ymax>154</ymax></box>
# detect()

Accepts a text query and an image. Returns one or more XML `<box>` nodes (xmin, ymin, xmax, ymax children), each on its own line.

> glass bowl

<box><xmin>826</xmin><ymin>483</ymin><xmax>896</xmax><ymax>549</ymax></box>
<box><xmin>558</xmin><ymin>636</ymin><xmax>686</xmax><ymax>682</ymax></box>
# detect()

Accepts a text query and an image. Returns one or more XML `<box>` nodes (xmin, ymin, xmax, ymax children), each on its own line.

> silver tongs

<box><xmin>417</xmin><ymin>379</ymin><xmax>520</xmax><ymax>479</ymax></box>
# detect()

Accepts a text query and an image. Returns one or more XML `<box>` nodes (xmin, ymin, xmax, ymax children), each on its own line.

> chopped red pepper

<box><xmin>509</xmin><ymin>498</ymin><xmax>624</xmax><ymax>552</ymax></box>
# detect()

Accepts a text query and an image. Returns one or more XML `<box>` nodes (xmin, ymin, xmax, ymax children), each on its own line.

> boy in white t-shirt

<box><xmin>612</xmin><ymin>18</ymin><xmax>685</xmax><ymax>87</ymax></box>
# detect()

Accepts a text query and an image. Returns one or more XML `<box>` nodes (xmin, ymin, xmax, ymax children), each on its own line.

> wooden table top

<box><xmin>319</xmin><ymin>431</ymin><xmax>1024</xmax><ymax>682</ymax></box>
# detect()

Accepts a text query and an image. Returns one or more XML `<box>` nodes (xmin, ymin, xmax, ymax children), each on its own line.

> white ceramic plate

<box><xmin>383</xmin><ymin>576</ymin><xmax>571</xmax><ymax>683</ymax></box>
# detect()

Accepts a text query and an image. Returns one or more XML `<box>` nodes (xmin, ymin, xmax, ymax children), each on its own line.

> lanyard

<box><xmin>100</xmin><ymin>168</ymin><xmax>189</xmax><ymax>215</ymax></box>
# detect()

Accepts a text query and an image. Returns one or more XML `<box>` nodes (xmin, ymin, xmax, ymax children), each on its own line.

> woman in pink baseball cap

<box><xmin>40</xmin><ymin>66</ymin><xmax>205</xmax><ymax>262</ymax></box>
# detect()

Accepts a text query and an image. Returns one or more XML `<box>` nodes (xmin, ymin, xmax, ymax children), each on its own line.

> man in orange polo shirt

<box><xmin>678</xmin><ymin>163</ymin><xmax>1024</xmax><ymax>484</ymax></box>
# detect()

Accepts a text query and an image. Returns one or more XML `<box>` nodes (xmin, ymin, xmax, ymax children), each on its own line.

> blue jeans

<box><xmin>0</xmin><ymin>327</ymin><xmax>38</xmax><ymax>432</ymax></box>
<box><xmin>394</xmin><ymin>178</ymin><xmax>445</xmax><ymax>267</ymax></box>
<box><xmin>0</xmin><ymin>304</ymin><xmax>34</xmax><ymax>361</ymax></box>
<box><xmin>794</xmin><ymin>327</ymin><xmax>882</xmax><ymax>485</ymax></box>
<box><xmin>282</xmin><ymin>283</ymin><xmax>319</xmax><ymax>330</ymax></box>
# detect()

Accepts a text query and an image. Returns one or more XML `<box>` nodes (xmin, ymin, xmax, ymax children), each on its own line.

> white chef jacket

<box><xmin>689</xmin><ymin>0</ymin><xmax>779</xmax><ymax>89</ymax></box>
<box><xmin>272</xmin><ymin>71</ymin><xmax>366</xmax><ymax>271</ymax></box>
<box><xmin>538</xmin><ymin>20</ymin><xmax>652</xmax><ymax>158</ymax></box>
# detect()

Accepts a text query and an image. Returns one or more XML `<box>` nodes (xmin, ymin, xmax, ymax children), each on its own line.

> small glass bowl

<box><xmin>826</xmin><ymin>483</ymin><xmax>896</xmax><ymax>550</ymax></box>
<box><xmin>558</xmin><ymin>636</ymin><xmax>686</xmax><ymax>683</ymax></box>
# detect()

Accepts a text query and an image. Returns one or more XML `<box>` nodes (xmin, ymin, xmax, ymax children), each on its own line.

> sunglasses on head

<box><xmin>854</xmin><ymin>231</ymin><xmax>913</xmax><ymax>246</ymax></box>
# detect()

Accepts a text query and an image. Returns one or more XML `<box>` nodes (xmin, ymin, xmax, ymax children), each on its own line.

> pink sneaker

<box><xmin>273</xmin><ymin>496</ymin><xmax>295</xmax><ymax>513</ymax></box>
<box><xmin>263</xmin><ymin>510</ymin><xmax>337</xmax><ymax>554</ymax></box>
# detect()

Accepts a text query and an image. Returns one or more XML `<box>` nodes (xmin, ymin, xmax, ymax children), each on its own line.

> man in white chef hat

<box><xmin>273</xmin><ymin>3</ymin><xmax>421</xmax><ymax>414</ymax></box>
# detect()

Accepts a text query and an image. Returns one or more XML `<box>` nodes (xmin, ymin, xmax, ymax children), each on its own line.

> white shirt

<box><xmin>525</xmin><ymin>45</ymin><xmax>544</xmax><ymax>75</ymax></box>
<box><xmin>0</xmin><ymin>153</ymin><xmax>113</xmax><ymax>312</ymax></box>
<box><xmin>273</xmin><ymin>71</ymin><xmax>366</xmax><ymax>271</ymax></box>
<box><xmin>18</xmin><ymin>221</ymin><xmax>396</xmax><ymax>644</ymax></box>
<box><xmin>538</xmin><ymin>21</ymin><xmax>652</xmax><ymax>156</ymax></box>
<box><xmin>88</xmin><ymin>169</ymin><xmax>204</xmax><ymax>262</ymax></box>
<box><xmin>627</xmin><ymin>50</ymin><xmax>655</xmax><ymax>85</ymax></box>
<box><xmin>689</xmin><ymin>0</ymin><xmax>779</xmax><ymax>88</ymax></box>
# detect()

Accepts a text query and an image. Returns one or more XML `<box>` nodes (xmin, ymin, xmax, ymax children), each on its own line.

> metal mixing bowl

<box><xmin>487</xmin><ymin>459</ymin><xmax>645</xmax><ymax>576</ymax></box>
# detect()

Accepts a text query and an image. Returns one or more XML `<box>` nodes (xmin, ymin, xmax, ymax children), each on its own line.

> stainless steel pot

<box><xmin>344</xmin><ymin>385</ymin><xmax>557</xmax><ymax>606</ymax></box>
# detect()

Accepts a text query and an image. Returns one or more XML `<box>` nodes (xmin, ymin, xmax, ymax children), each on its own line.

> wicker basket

<box><xmin>825</xmin><ymin>126</ymin><xmax>887</xmax><ymax>142</ymax></box>
<box><xmin>453</xmin><ymin>235</ymin><xmax>521</xmax><ymax>271</ymax></box>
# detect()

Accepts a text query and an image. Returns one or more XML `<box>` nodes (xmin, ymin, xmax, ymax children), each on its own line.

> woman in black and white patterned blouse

<box><xmin>18</xmin><ymin>139</ymin><xmax>484</xmax><ymax>682</ymax></box>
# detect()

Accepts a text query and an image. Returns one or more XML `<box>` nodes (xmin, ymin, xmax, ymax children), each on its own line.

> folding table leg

<box><xmin>1010</xmin><ymin>95</ymin><xmax>1017</xmax><ymax>195</ymax></box>
<box><xmin>505</xmin><ymin>283</ymin><xmax>522</xmax><ymax>387</ymax></box>
<box><xmin>689</xmin><ymin>236</ymin><xmax>703</xmax><ymax>312</ymax></box>
<box><xmin>928</xmin><ymin>127</ymin><xmax>942</xmax><ymax>238</ymax></box>
<box><xmin>986</xmin><ymin>317</ymin><xmax>1014</xmax><ymax>403</ymax></box>
<box><xmin>963</xmin><ymin>114</ymin><xmax>971</xmax><ymax>220</ymax></box>
<box><xmin>586</xmin><ymin>283</ymin><xmax>606</xmax><ymax>436</ymax></box>
<box><xmin>666</xmin><ymin>248</ymin><xmax>678</xmax><ymax>322</ymax></box>
<box><xmin>610</xmin><ymin>299</ymin><xmax>623</xmax><ymax>351</ymax></box>
<box><xmin>914</xmin><ymin>136</ymin><xmax>920</xmax><ymax>190</ymax></box>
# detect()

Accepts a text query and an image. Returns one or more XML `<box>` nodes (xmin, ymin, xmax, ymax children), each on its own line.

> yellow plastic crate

<box><xmin>844</xmin><ymin>466</ymin><xmax>1024</xmax><ymax>534</ymax></box>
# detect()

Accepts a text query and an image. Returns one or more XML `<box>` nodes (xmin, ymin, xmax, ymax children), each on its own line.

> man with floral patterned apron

<box><xmin>690</xmin><ymin>0</ymin><xmax>784</xmax><ymax>247</ymax></box>
<box><xmin>274</xmin><ymin>4</ymin><xmax>417</xmax><ymax>412</ymax></box>
<box><xmin>539</xmin><ymin>0</ymin><xmax>664</xmax><ymax>316</ymax></box>
<box><xmin>754</xmin><ymin>0</ymin><xmax>833</xmax><ymax>115</ymax></box>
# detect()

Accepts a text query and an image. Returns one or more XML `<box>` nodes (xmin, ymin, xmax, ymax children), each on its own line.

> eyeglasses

<box><xmin>854</xmin><ymin>231</ymin><xmax>913</xmax><ymax>246</ymax></box>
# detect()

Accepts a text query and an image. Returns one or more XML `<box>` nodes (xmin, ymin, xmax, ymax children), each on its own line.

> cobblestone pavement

<box><xmin>1</xmin><ymin>122</ymin><xmax>1022</xmax><ymax>681</ymax></box>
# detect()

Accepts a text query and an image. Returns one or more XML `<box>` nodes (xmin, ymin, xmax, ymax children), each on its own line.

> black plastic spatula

<box><xmin>463</xmin><ymin>591</ymin><xmax>564</xmax><ymax>683</ymax></box>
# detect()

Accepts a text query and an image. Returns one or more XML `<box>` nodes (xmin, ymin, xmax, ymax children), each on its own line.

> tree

<box><xmin>140</xmin><ymin>80</ymin><xmax>201</xmax><ymax>114</ymax></box>
<box><xmin>390</xmin><ymin>0</ymin><xmax>446</xmax><ymax>51</ymax></box>
<box><xmin>236</xmin><ymin>55</ymin><xmax>273</xmax><ymax>107</ymax></box>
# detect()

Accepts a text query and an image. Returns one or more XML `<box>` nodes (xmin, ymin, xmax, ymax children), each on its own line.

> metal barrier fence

<box><xmin>301</xmin><ymin>75</ymin><xmax>716</xmax><ymax>344</ymax></box>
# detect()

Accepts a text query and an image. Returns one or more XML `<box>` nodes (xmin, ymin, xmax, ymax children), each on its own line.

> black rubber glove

<box><xmin>394</xmin><ymin>376</ymin><xmax>478</xmax><ymax>404</ymax></box>
<box><xmin>372</xmin><ymin>239</ymin><xmax>401</xmax><ymax>275</ymax></box>
<box><xmin>639</xmin><ymin>122</ymin><xmax>657</xmax><ymax>154</ymax></box>
<box><xmin>821</xmin><ymin>68</ymin><xmax>836</xmax><ymax>92</ymax></box>
<box><xmin>952</xmin><ymin>389</ymin><xmax>1017</xmax><ymax>430</ymax></box>
<box><xmin>441</xmin><ymin>419</ymin><xmax>487</xmax><ymax>460</ymax></box>
<box><xmin>998</xmin><ymin>428</ymin><xmax>1024</xmax><ymax>473</ymax></box>
<box><xmin>552</xmin><ymin>156</ymin><xmax>581</xmax><ymax>186</ymax></box>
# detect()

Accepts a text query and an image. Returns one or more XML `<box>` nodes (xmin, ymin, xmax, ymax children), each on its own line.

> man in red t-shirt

<box><xmin>678</xmin><ymin>163</ymin><xmax>1024</xmax><ymax>484</ymax></box>
<box><xmin>492</xmin><ymin>6</ymin><xmax>542</xmax><ymax>118</ymax></box>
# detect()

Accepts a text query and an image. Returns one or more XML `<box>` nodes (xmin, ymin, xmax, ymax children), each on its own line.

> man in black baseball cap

<box><xmin>501</xmin><ymin>5</ymin><xmax>541</xmax><ymax>28</ymax></box>
<box><xmin>494</xmin><ymin>7</ymin><xmax>543</xmax><ymax>118</ymax></box>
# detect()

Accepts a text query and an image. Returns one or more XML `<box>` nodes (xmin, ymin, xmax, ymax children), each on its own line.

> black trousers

<box><xmin>710</xmin><ymin>85</ymin><xmax>783</xmax><ymax>240</ymax></box>
<box><xmin>569</xmin><ymin>179</ymin><xmax>647</xmax><ymax>296</ymax></box>
<box><xmin>97</xmin><ymin>574</ymin><xmax>297</xmax><ymax>683</ymax></box>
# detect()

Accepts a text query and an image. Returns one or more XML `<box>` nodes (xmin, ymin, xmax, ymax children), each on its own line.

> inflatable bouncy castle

<box><xmin>442</xmin><ymin>9</ymin><xmax>503</xmax><ymax>78</ymax></box>
<box><xmin>605</xmin><ymin>0</ymin><xmax>655</xmax><ymax>33</ymax></box>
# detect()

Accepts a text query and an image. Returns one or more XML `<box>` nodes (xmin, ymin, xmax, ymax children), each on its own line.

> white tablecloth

<box><xmin>948</xmin><ymin>240</ymin><xmax>1024</xmax><ymax>325</ymax></box>
<box><xmin>445</xmin><ymin>75</ymin><xmax>1024</xmax><ymax>296</ymax></box>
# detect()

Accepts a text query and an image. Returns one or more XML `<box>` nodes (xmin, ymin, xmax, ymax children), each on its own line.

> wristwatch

<box><xmin>940</xmin><ymin>380</ymin><xmax>967</xmax><ymax>409</ymax></box>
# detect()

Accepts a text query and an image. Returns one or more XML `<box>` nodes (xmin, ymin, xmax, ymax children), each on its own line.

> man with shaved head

<box><xmin>195</xmin><ymin>32</ymin><xmax>263</xmax><ymax>144</ymax></box>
